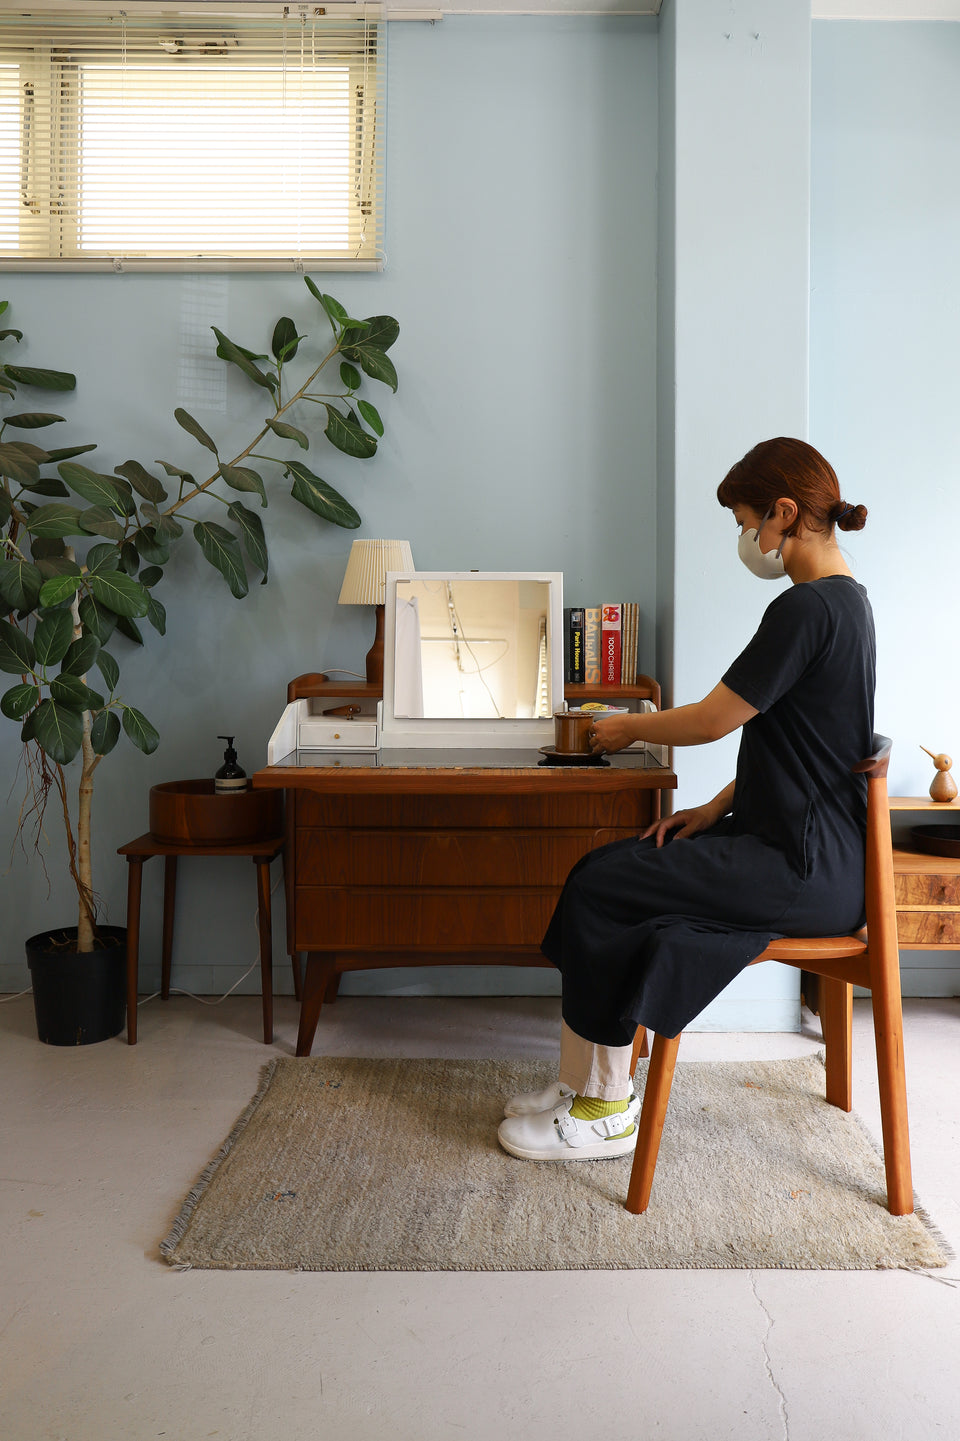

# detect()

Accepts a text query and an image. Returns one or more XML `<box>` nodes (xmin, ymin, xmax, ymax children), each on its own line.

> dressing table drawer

<box><xmin>295</xmin><ymin>826</ymin><xmax>637</xmax><ymax>888</ymax></box>
<box><xmin>296</xmin><ymin>886</ymin><xmax>558</xmax><ymax>948</ymax></box>
<box><xmin>896</xmin><ymin>910</ymin><xmax>960</xmax><ymax>946</ymax></box>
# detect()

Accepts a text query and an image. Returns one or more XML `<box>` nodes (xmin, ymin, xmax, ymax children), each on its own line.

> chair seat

<box><xmin>759</xmin><ymin>931</ymin><xmax>867</xmax><ymax>962</ymax></box>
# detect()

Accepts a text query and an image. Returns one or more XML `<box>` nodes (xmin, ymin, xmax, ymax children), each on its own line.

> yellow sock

<box><xmin>569</xmin><ymin>1095</ymin><xmax>635</xmax><ymax>1136</ymax></box>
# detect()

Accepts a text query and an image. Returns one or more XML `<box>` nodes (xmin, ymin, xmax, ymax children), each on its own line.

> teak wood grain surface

<box><xmin>254</xmin><ymin>749</ymin><xmax>676</xmax><ymax>1055</ymax></box>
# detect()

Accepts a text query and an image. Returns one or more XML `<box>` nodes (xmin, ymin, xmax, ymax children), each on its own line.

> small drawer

<box><xmin>298</xmin><ymin>717</ymin><xmax>379</xmax><ymax>750</ymax></box>
<box><xmin>896</xmin><ymin>910</ymin><xmax>960</xmax><ymax>946</ymax></box>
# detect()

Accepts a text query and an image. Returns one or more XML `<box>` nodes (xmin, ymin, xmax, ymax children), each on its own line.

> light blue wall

<box><xmin>811</xmin><ymin>20</ymin><xmax>960</xmax><ymax>995</ymax></box>
<box><xmin>0</xmin><ymin>17</ymin><xmax>660</xmax><ymax>997</ymax></box>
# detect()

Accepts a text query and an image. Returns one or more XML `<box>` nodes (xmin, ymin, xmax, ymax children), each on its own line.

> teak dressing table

<box><xmin>254</xmin><ymin>673</ymin><xmax>676</xmax><ymax>1056</ymax></box>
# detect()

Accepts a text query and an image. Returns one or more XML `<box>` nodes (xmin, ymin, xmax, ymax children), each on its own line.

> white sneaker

<box><xmin>498</xmin><ymin>1095</ymin><xmax>641</xmax><ymax>1162</ymax></box>
<box><xmin>503</xmin><ymin>1081</ymin><xmax>575</xmax><ymax>1118</ymax></box>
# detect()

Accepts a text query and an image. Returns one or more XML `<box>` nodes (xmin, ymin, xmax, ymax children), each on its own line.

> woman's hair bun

<box><xmin>835</xmin><ymin>501</ymin><xmax>867</xmax><ymax>532</ymax></box>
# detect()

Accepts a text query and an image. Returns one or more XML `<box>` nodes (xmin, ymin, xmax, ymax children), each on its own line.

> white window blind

<box><xmin>0</xmin><ymin>3</ymin><xmax>385</xmax><ymax>271</ymax></box>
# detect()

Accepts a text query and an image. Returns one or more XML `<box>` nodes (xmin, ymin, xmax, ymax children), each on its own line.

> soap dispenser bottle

<box><xmin>215</xmin><ymin>735</ymin><xmax>248</xmax><ymax>794</ymax></box>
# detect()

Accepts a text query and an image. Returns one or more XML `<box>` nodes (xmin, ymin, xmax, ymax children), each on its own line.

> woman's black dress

<box><xmin>541</xmin><ymin>576</ymin><xmax>876</xmax><ymax>1043</ymax></box>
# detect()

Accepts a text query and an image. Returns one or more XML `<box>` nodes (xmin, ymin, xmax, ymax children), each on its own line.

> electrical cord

<box><xmin>138</xmin><ymin>870</ymin><xmax>284</xmax><ymax>1008</ymax></box>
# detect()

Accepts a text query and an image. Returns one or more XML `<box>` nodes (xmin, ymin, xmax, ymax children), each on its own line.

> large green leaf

<box><xmin>264</xmin><ymin>416</ymin><xmax>309</xmax><ymax>450</ymax></box>
<box><xmin>137</xmin><ymin>565</ymin><xmax>164</xmax><ymax>589</ymax></box>
<box><xmin>35</xmin><ymin>555</ymin><xmax>79</xmax><ymax>581</ymax></box>
<box><xmin>38</xmin><ymin>573</ymin><xmax>83</xmax><ymax>609</ymax></box>
<box><xmin>20</xmin><ymin>477</ymin><xmax>70</xmax><ymax>498</ymax></box>
<box><xmin>305</xmin><ymin>280</ymin><xmax>347</xmax><ymax>326</ymax></box>
<box><xmin>3</xmin><ymin>412</ymin><xmax>64</xmax><ymax>429</ymax></box>
<box><xmin>44</xmin><ymin>443</ymin><xmax>98</xmax><ymax>464</ymax></box>
<box><xmin>133</xmin><ymin>527</ymin><xmax>170</xmax><ymax>566</ymax></box>
<box><xmin>24</xmin><ymin>503</ymin><xmax>87</xmax><ymax>539</ymax></box>
<box><xmin>0</xmin><ymin>558</ymin><xmax>42</xmax><ymax>612</ymax></box>
<box><xmin>91</xmin><ymin>708</ymin><xmax>120</xmax><ymax>756</ymax></box>
<box><xmin>60</xmin><ymin>632</ymin><xmax>101</xmax><ymax>677</ymax></box>
<box><xmin>339</xmin><ymin>361</ymin><xmax>362</xmax><ymax>391</ymax></box>
<box><xmin>58</xmin><ymin>462</ymin><xmax>128</xmax><ymax>513</ymax></box>
<box><xmin>357</xmin><ymin>345</ymin><xmax>398</xmax><ymax>393</ymax></box>
<box><xmin>155</xmin><ymin>460</ymin><xmax>196</xmax><ymax>486</ymax></box>
<box><xmin>30</xmin><ymin>536</ymin><xmax>66</xmax><ymax>560</ymax></box>
<box><xmin>78</xmin><ymin>595</ymin><xmax>118</xmax><ymax>644</ymax></box>
<box><xmin>31</xmin><ymin>699</ymin><xmax>83</xmax><ymax>763</ymax></box>
<box><xmin>78</xmin><ymin>506</ymin><xmax>125</xmax><ymax>541</ymax></box>
<box><xmin>33</xmin><ymin>610</ymin><xmax>74</xmax><ymax>666</ymax></box>
<box><xmin>324</xmin><ymin>405</ymin><xmax>378</xmax><ymax>460</ymax></box>
<box><xmin>342</xmin><ymin>314</ymin><xmax>399</xmax><ymax>354</ymax></box>
<box><xmin>49</xmin><ymin>673</ymin><xmax>104</xmax><ymax>712</ymax></box>
<box><xmin>357</xmin><ymin>399</ymin><xmax>384</xmax><ymax>437</ymax></box>
<box><xmin>271</xmin><ymin>317</ymin><xmax>301</xmax><ymax>363</ymax></box>
<box><xmin>114</xmin><ymin>459</ymin><xmax>168</xmax><ymax>504</ymax></box>
<box><xmin>0</xmin><ymin>619</ymin><xmax>36</xmax><ymax>674</ymax></box>
<box><xmin>87</xmin><ymin>571</ymin><xmax>150</xmax><ymax>619</ymax></box>
<box><xmin>145</xmin><ymin>595</ymin><xmax>166</xmax><ymax>635</ymax></box>
<box><xmin>122</xmin><ymin>705</ymin><xmax>159</xmax><ymax>754</ymax></box>
<box><xmin>3</xmin><ymin>365</ymin><xmax>76</xmax><ymax>392</ymax></box>
<box><xmin>85</xmin><ymin>542</ymin><xmax>121</xmax><ymax>573</ymax></box>
<box><xmin>174</xmin><ymin>407</ymin><xmax>219</xmax><ymax>454</ymax></box>
<box><xmin>140</xmin><ymin>502</ymin><xmax>183</xmax><ymax>539</ymax></box>
<box><xmin>96</xmin><ymin>649</ymin><xmax>119</xmax><ymax>692</ymax></box>
<box><xmin>0</xmin><ymin>442</ymin><xmax>40</xmax><ymax>485</ymax></box>
<box><xmin>287</xmin><ymin>461</ymin><xmax>361</xmax><ymax>530</ymax></box>
<box><xmin>193</xmin><ymin>521</ymin><xmax>248</xmax><ymax>598</ymax></box>
<box><xmin>11</xmin><ymin>440</ymin><xmax>51</xmax><ymax>463</ymax></box>
<box><xmin>219</xmin><ymin>463</ymin><xmax>266</xmax><ymax>506</ymax></box>
<box><xmin>211</xmin><ymin>328</ymin><xmax>276</xmax><ymax>392</ymax></box>
<box><xmin>227</xmin><ymin>501</ymin><xmax>268</xmax><ymax>578</ymax></box>
<box><xmin>119</xmin><ymin>541</ymin><xmax>140</xmax><ymax>576</ymax></box>
<box><xmin>1</xmin><ymin>681</ymin><xmax>39</xmax><ymax>720</ymax></box>
<box><xmin>115</xmin><ymin>614</ymin><xmax>144</xmax><ymax>646</ymax></box>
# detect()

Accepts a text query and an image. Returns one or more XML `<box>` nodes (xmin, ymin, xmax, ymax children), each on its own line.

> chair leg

<box><xmin>820</xmin><ymin>978</ymin><xmax>853</xmax><ymax>1111</ymax></box>
<box><xmin>630</xmin><ymin>1025</ymin><xmax>649</xmax><ymax>1074</ymax></box>
<box><xmin>625</xmin><ymin>1032</ymin><xmax>681</xmax><ymax>1214</ymax></box>
<box><xmin>871</xmin><ymin>955</ymin><xmax>914</xmax><ymax>1216</ymax></box>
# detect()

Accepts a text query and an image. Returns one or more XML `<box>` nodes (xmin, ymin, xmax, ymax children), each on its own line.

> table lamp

<box><xmin>337</xmin><ymin>538</ymin><xmax>415</xmax><ymax>686</ymax></box>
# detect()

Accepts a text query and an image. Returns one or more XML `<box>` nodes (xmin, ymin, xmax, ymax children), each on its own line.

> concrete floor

<box><xmin>2</xmin><ymin>991</ymin><xmax>959</xmax><ymax>1441</ymax></box>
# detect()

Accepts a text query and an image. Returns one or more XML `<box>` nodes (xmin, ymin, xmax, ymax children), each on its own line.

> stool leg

<box><xmin>125</xmin><ymin>858</ymin><xmax>143</xmax><ymax>1045</ymax></box>
<box><xmin>625</xmin><ymin>1032</ymin><xmax>681</xmax><ymax>1214</ymax></box>
<box><xmin>160</xmin><ymin>856</ymin><xmax>178</xmax><ymax>1000</ymax></box>
<box><xmin>255</xmin><ymin>857</ymin><xmax>274</xmax><ymax>1045</ymax></box>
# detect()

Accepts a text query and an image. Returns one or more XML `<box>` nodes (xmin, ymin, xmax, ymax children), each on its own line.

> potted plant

<box><xmin>0</xmin><ymin>283</ymin><xmax>399</xmax><ymax>1042</ymax></box>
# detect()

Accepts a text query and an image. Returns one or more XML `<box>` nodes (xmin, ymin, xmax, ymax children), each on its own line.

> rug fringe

<box><xmin>160</xmin><ymin>1058</ymin><xmax>280</xmax><ymax>1263</ymax></box>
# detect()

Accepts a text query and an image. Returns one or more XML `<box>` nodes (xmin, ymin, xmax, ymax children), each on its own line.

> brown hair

<box><xmin>716</xmin><ymin>437</ymin><xmax>867</xmax><ymax>537</ymax></box>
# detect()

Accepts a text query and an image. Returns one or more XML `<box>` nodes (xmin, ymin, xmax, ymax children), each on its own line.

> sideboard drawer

<box><xmin>294</xmin><ymin>789</ymin><xmax>651</xmax><ymax>831</ymax></box>
<box><xmin>295</xmin><ymin>827</ymin><xmax>637</xmax><ymax>887</ymax></box>
<box><xmin>896</xmin><ymin>910</ymin><xmax>960</xmax><ymax>946</ymax></box>
<box><xmin>895</xmin><ymin>870</ymin><xmax>960</xmax><ymax>907</ymax></box>
<box><xmin>295</xmin><ymin>886</ymin><xmax>559</xmax><ymax>948</ymax></box>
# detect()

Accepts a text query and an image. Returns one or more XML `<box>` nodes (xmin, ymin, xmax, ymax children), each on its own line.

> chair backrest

<box><xmin>853</xmin><ymin>734</ymin><xmax>898</xmax><ymax>958</ymax></box>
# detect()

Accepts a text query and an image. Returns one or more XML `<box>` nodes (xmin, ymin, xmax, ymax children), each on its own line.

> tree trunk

<box><xmin>66</xmin><ymin>544</ymin><xmax>97</xmax><ymax>952</ymax></box>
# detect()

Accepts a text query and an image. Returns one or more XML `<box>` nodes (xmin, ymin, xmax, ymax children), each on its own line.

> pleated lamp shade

<box><xmin>337</xmin><ymin>539</ymin><xmax>415</xmax><ymax>685</ymax></box>
<box><xmin>337</xmin><ymin>539</ymin><xmax>415</xmax><ymax>607</ymax></box>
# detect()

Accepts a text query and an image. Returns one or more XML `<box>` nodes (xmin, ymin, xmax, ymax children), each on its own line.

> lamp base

<box><xmin>365</xmin><ymin>604</ymin><xmax>385</xmax><ymax>687</ymax></box>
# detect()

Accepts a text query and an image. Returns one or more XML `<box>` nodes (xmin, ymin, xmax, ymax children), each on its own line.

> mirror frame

<box><xmin>381</xmin><ymin>570</ymin><xmax>564</xmax><ymax>748</ymax></box>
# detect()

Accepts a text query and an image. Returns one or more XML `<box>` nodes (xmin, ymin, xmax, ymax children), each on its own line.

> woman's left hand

<box><xmin>589</xmin><ymin>712</ymin><xmax>641</xmax><ymax>754</ymax></box>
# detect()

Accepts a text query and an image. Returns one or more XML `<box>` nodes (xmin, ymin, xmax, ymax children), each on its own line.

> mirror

<box><xmin>393</xmin><ymin>577</ymin><xmax>552</xmax><ymax>720</ymax></box>
<box><xmin>382</xmin><ymin>571</ymin><xmax>564</xmax><ymax>748</ymax></box>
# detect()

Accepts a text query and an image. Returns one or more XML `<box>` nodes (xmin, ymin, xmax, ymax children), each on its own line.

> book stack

<box><xmin>563</xmin><ymin>604</ymin><xmax>640</xmax><ymax>685</ymax></box>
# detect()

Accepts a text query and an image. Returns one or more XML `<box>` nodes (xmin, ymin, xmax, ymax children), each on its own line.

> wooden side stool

<box><xmin>118</xmin><ymin>781</ymin><xmax>301</xmax><ymax>1045</ymax></box>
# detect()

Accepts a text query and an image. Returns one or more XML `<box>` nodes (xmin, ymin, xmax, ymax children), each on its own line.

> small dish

<box><xmin>908</xmin><ymin>824</ymin><xmax>960</xmax><ymax>859</ymax></box>
<box><xmin>538</xmin><ymin>746</ymin><xmax>609</xmax><ymax>767</ymax></box>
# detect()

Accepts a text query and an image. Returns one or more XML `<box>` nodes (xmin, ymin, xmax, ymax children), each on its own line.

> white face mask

<box><xmin>737</xmin><ymin>508</ymin><xmax>788</xmax><ymax>581</ymax></box>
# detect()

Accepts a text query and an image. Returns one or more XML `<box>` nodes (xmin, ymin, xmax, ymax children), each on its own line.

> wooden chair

<box><xmin>624</xmin><ymin>735</ymin><xmax>914</xmax><ymax>1217</ymax></box>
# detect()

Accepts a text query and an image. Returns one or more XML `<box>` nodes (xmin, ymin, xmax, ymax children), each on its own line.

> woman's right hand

<box><xmin>640</xmin><ymin>803</ymin><xmax>722</xmax><ymax>849</ymax></box>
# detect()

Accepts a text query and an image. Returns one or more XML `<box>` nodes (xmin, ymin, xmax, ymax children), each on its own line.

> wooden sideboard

<box><xmin>890</xmin><ymin>797</ymin><xmax>960</xmax><ymax>948</ymax></box>
<box><xmin>254</xmin><ymin>744</ymin><xmax>676</xmax><ymax>1055</ymax></box>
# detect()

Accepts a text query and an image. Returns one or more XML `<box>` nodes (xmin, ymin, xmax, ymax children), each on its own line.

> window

<box><xmin>0</xmin><ymin>3</ymin><xmax>384</xmax><ymax>271</ymax></box>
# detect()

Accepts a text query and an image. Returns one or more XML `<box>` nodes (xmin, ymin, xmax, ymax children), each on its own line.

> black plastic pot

<box><xmin>26</xmin><ymin>926</ymin><xmax>126</xmax><ymax>1046</ymax></box>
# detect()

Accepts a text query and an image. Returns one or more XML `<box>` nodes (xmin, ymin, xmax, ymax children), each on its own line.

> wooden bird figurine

<box><xmin>921</xmin><ymin>746</ymin><xmax>958</xmax><ymax>803</ymax></box>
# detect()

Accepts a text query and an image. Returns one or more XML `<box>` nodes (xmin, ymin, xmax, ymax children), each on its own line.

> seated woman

<box><xmin>498</xmin><ymin>436</ymin><xmax>874</xmax><ymax>1162</ymax></box>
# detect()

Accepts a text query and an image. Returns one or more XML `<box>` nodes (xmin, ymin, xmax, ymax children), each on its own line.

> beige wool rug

<box><xmin>160</xmin><ymin>1055</ymin><xmax>949</xmax><ymax>1272</ymax></box>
